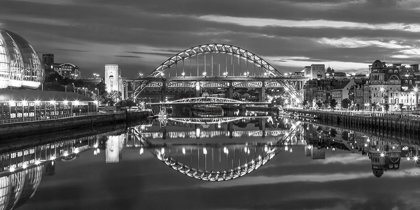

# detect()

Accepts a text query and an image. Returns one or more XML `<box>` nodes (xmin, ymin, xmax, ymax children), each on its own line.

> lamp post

<box><xmin>414</xmin><ymin>86</ymin><xmax>418</xmax><ymax>110</ymax></box>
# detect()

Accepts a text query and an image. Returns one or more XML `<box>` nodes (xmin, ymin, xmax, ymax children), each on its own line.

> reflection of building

<box><xmin>0</xmin><ymin>29</ymin><xmax>44</xmax><ymax>89</ymax></box>
<box><xmin>311</xmin><ymin>147</ymin><xmax>326</xmax><ymax>159</ymax></box>
<box><xmin>105</xmin><ymin>135</ymin><xmax>125</xmax><ymax>163</ymax></box>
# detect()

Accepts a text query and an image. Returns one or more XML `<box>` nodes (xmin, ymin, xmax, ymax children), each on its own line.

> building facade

<box><xmin>0</xmin><ymin>29</ymin><xmax>44</xmax><ymax>89</ymax></box>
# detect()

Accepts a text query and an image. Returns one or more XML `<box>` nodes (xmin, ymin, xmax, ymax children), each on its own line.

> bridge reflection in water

<box><xmin>3</xmin><ymin>115</ymin><xmax>420</xmax><ymax>209</ymax></box>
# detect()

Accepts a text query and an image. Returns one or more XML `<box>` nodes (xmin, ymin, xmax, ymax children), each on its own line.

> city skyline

<box><xmin>2</xmin><ymin>0</ymin><xmax>420</xmax><ymax>77</ymax></box>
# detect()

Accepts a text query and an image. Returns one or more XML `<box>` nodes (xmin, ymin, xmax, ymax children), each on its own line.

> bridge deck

<box><xmin>122</xmin><ymin>76</ymin><xmax>307</xmax><ymax>82</ymax></box>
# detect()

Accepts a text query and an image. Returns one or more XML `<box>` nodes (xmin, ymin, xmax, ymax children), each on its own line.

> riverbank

<box><xmin>284</xmin><ymin>108</ymin><xmax>420</xmax><ymax>143</ymax></box>
<box><xmin>0</xmin><ymin>111</ymin><xmax>152</xmax><ymax>140</ymax></box>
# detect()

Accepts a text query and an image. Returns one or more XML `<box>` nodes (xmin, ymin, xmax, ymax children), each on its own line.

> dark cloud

<box><xmin>1</xmin><ymin>0</ymin><xmax>420</xmax><ymax>77</ymax></box>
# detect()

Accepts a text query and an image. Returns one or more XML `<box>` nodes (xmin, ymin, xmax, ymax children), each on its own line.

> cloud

<box><xmin>199</xmin><ymin>15</ymin><xmax>420</xmax><ymax>32</ymax></box>
<box><xmin>115</xmin><ymin>55</ymin><xmax>142</xmax><ymax>58</ymax></box>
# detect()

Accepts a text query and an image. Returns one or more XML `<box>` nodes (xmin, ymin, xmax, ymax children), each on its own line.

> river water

<box><xmin>3</xmin><ymin>110</ymin><xmax>420</xmax><ymax>210</ymax></box>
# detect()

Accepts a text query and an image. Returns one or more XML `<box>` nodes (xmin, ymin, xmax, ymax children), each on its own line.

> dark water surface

<box><xmin>3</xmin><ymin>112</ymin><xmax>420</xmax><ymax>210</ymax></box>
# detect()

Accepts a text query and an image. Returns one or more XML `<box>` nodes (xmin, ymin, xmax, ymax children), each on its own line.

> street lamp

<box><xmin>414</xmin><ymin>86</ymin><xmax>418</xmax><ymax>110</ymax></box>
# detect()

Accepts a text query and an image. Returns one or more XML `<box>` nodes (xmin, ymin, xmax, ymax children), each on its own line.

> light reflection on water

<box><xmin>3</xmin><ymin>112</ymin><xmax>420</xmax><ymax>210</ymax></box>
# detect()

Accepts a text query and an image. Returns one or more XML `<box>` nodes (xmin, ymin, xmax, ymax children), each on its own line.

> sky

<box><xmin>2</xmin><ymin>0</ymin><xmax>420</xmax><ymax>77</ymax></box>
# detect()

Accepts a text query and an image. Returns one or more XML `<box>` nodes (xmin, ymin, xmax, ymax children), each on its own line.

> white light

<box><xmin>63</xmin><ymin>151</ymin><xmax>69</xmax><ymax>157</ymax></box>
<box><xmin>139</xmin><ymin>148</ymin><xmax>144</xmax><ymax>155</ymax></box>
<box><xmin>285</xmin><ymin>146</ymin><xmax>289</xmax><ymax>151</ymax></box>
<box><xmin>414</xmin><ymin>156</ymin><xmax>419</xmax><ymax>161</ymax></box>
<box><xmin>364</xmin><ymin>144</ymin><xmax>368</xmax><ymax>147</ymax></box>
<box><xmin>50</xmin><ymin>156</ymin><xmax>56</xmax><ymax>160</ymax></box>
<box><xmin>22</xmin><ymin>163</ymin><xmax>28</xmax><ymax>169</ymax></box>
<box><xmin>181</xmin><ymin>72</ymin><xmax>185</xmax><ymax>76</ymax></box>
<box><xmin>8</xmin><ymin>100</ymin><xmax>14</xmax><ymax>106</ymax></box>
<box><xmin>74</xmin><ymin>148</ymin><xmax>80</xmax><ymax>154</ymax></box>
<box><xmin>50</xmin><ymin>100</ymin><xmax>56</xmax><ymax>104</ymax></box>
<box><xmin>34</xmin><ymin>100</ymin><xmax>40</xmax><ymax>105</ymax></box>
<box><xmin>380</xmin><ymin>153</ymin><xmax>385</xmax><ymax>157</ymax></box>
<box><xmin>202</xmin><ymin>72</ymin><xmax>207</xmax><ymax>76</ymax></box>
<box><xmin>74</xmin><ymin>100</ymin><xmax>79</xmax><ymax>105</ymax></box>
<box><xmin>161</xmin><ymin>148</ymin><xmax>165</xmax><ymax>155</ymax></box>
<box><xmin>63</xmin><ymin>100</ymin><xmax>68</xmax><ymax>105</ymax></box>
<box><xmin>203</xmin><ymin>148</ymin><xmax>207</xmax><ymax>155</ymax></box>
<box><xmin>9</xmin><ymin>166</ymin><xmax>15</xmax><ymax>172</ymax></box>
<box><xmin>407</xmin><ymin>157</ymin><xmax>411</xmax><ymax>161</ymax></box>
<box><xmin>35</xmin><ymin>160</ymin><xmax>41</xmax><ymax>165</ymax></box>
<box><xmin>182</xmin><ymin>147</ymin><xmax>186</xmax><ymax>154</ymax></box>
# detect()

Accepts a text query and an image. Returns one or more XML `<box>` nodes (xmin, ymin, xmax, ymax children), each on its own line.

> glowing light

<box><xmin>203</xmin><ymin>148</ymin><xmax>207</xmax><ymax>155</ymax></box>
<box><xmin>380</xmin><ymin>153</ymin><xmax>385</xmax><ymax>157</ymax></box>
<box><xmin>9</xmin><ymin>166</ymin><xmax>15</xmax><ymax>172</ymax></box>
<box><xmin>8</xmin><ymin>100</ymin><xmax>14</xmax><ymax>106</ymax></box>
<box><xmin>63</xmin><ymin>151</ymin><xmax>69</xmax><ymax>157</ymax></box>
<box><xmin>63</xmin><ymin>100</ymin><xmax>68</xmax><ymax>105</ymax></box>
<box><xmin>161</xmin><ymin>148</ymin><xmax>165</xmax><ymax>155</ymax></box>
<box><xmin>50</xmin><ymin>156</ymin><xmax>56</xmax><ymax>160</ymax></box>
<box><xmin>139</xmin><ymin>148</ymin><xmax>144</xmax><ymax>155</ymax></box>
<box><xmin>50</xmin><ymin>100</ymin><xmax>56</xmax><ymax>104</ymax></box>
<box><xmin>34</xmin><ymin>100</ymin><xmax>40</xmax><ymax>105</ymax></box>
<box><xmin>182</xmin><ymin>147</ymin><xmax>186</xmax><ymax>154</ymax></box>
<box><xmin>407</xmin><ymin>157</ymin><xmax>411</xmax><ymax>161</ymax></box>
<box><xmin>73</xmin><ymin>100</ymin><xmax>79</xmax><ymax>105</ymax></box>
<box><xmin>285</xmin><ymin>146</ymin><xmax>289</xmax><ymax>151</ymax></box>
<box><xmin>74</xmin><ymin>148</ymin><xmax>80</xmax><ymax>154</ymax></box>
<box><xmin>35</xmin><ymin>160</ymin><xmax>41</xmax><ymax>165</ymax></box>
<box><xmin>414</xmin><ymin>156</ymin><xmax>419</xmax><ymax>161</ymax></box>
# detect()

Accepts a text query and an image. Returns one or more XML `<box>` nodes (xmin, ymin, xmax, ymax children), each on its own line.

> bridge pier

<box><xmin>195</xmin><ymin>81</ymin><xmax>201</xmax><ymax>97</ymax></box>
<box><xmin>259</xmin><ymin>118</ymin><xmax>266</xmax><ymax>138</ymax></box>
<box><xmin>228</xmin><ymin>122</ymin><xmax>234</xmax><ymax>138</ymax></box>
<box><xmin>161</xmin><ymin>79</ymin><xmax>167</xmax><ymax>102</ymax></box>
<box><xmin>258</xmin><ymin>81</ymin><xmax>265</xmax><ymax>102</ymax></box>
<box><xmin>228</xmin><ymin>81</ymin><xmax>233</xmax><ymax>99</ymax></box>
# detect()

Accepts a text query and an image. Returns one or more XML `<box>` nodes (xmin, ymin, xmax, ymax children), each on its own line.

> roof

<box><xmin>0</xmin><ymin>89</ymin><xmax>94</xmax><ymax>102</ymax></box>
<box><xmin>331</xmin><ymin>80</ymin><xmax>351</xmax><ymax>89</ymax></box>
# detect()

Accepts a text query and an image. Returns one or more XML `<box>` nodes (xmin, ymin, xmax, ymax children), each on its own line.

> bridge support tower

<box><xmin>161</xmin><ymin>79</ymin><xmax>167</xmax><ymax>102</ymax></box>
<box><xmin>259</xmin><ymin>81</ymin><xmax>265</xmax><ymax>102</ymax></box>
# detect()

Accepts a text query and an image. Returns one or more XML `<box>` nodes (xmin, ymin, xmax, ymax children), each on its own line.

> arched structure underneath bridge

<box><xmin>168</xmin><ymin>116</ymin><xmax>271</xmax><ymax>125</ymax></box>
<box><xmin>133</xmin><ymin>43</ymin><xmax>300</xmax><ymax>99</ymax></box>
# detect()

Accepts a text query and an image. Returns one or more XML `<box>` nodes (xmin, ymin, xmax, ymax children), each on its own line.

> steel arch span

<box><xmin>134</xmin><ymin>43</ymin><xmax>299</xmax><ymax>98</ymax></box>
<box><xmin>150</xmin><ymin>43</ymin><xmax>282</xmax><ymax>77</ymax></box>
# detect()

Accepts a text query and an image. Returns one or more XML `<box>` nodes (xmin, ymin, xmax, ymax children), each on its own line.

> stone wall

<box><xmin>0</xmin><ymin>111</ymin><xmax>152</xmax><ymax>140</ymax></box>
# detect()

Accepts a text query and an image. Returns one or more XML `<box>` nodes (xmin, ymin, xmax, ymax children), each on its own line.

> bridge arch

<box><xmin>148</xmin><ymin>43</ymin><xmax>283</xmax><ymax>78</ymax></box>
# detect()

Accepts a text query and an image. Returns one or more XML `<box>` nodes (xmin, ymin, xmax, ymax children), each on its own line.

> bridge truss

<box><xmin>147</xmin><ymin>97</ymin><xmax>270</xmax><ymax>105</ymax></box>
<box><xmin>132</xmin><ymin>43</ymin><xmax>300</xmax><ymax>99</ymax></box>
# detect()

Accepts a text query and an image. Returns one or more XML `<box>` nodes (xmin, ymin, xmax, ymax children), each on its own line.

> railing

<box><xmin>0</xmin><ymin>111</ymin><xmax>126</xmax><ymax>125</ymax></box>
<box><xmin>284</xmin><ymin>108</ymin><xmax>420</xmax><ymax>121</ymax></box>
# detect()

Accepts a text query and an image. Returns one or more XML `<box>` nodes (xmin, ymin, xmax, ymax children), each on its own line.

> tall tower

<box><xmin>42</xmin><ymin>54</ymin><xmax>54</xmax><ymax>72</ymax></box>
<box><xmin>105</xmin><ymin>64</ymin><xmax>122</xmax><ymax>93</ymax></box>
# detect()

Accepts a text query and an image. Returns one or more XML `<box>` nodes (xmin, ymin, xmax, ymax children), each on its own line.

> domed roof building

<box><xmin>0</xmin><ymin>29</ymin><xmax>44</xmax><ymax>89</ymax></box>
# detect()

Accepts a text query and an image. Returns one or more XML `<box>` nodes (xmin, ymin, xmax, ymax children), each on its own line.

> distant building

<box><xmin>53</xmin><ymin>63</ymin><xmax>81</xmax><ymax>79</ymax></box>
<box><xmin>42</xmin><ymin>54</ymin><xmax>81</xmax><ymax>79</ymax></box>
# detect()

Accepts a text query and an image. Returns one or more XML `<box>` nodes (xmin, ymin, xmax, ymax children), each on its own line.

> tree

<box><xmin>316</xmin><ymin>100</ymin><xmax>323</xmax><ymax>109</ymax></box>
<box><xmin>371</xmin><ymin>102</ymin><xmax>377</xmax><ymax>111</ymax></box>
<box><xmin>342</xmin><ymin>98</ymin><xmax>351</xmax><ymax>109</ymax></box>
<box><xmin>399</xmin><ymin>103</ymin><xmax>404</xmax><ymax>116</ymax></box>
<box><xmin>385</xmin><ymin>103</ymin><xmax>389</xmax><ymax>113</ymax></box>
<box><xmin>323</xmin><ymin>99</ymin><xmax>330</xmax><ymax>109</ymax></box>
<box><xmin>302</xmin><ymin>100</ymin><xmax>308</xmax><ymax>107</ymax></box>
<box><xmin>330</xmin><ymin>99</ymin><xmax>337</xmax><ymax>110</ymax></box>
<box><xmin>102</xmin><ymin>91</ymin><xmax>122</xmax><ymax>106</ymax></box>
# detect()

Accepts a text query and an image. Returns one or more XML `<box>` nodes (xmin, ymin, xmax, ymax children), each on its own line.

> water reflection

<box><xmin>3</xmin><ymin>114</ymin><xmax>420</xmax><ymax>209</ymax></box>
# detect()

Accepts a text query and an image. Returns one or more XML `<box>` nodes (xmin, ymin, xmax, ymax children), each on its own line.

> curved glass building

<box><xmin>0</xmin><ymin>29</ymin><xmax>44</xmax><ymax>89</ymax></box>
